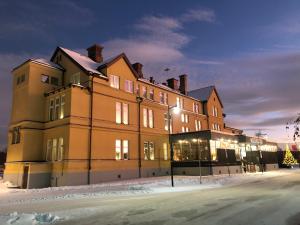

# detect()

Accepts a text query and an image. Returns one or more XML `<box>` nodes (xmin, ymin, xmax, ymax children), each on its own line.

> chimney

<box><xmin>149</xmin><ymin>77</ymin><xmax>155</xmax><ymax>84</ymax></box>
<box><xmin>179</xmin><ymin>74</ymin><xmax>188</xmax><ymax>95</ymax></box>
<box><xmin>162</xmin><ymin>82</ymin><xmax>167</xmax><ymax>86</ymax></box>
<box><xmin>167</xmin><ymin>78</ymin><xmax>179</xmax><ymax>90</ymax></box>
<box><xmin>132</xmin><ymin>62</ymin><xmax>143</xmax><ymax>78</ymax></box>
<box><xmin>87</xmin><ymin>44</ymin><xmax>103</xmax><ymax>63</ymax></box>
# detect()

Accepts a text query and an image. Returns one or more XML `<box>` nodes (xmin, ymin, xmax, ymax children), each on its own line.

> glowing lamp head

<box><xmin>172</xmin><ymin>107</ymin><xmax>180</xmax><ymax>114</ymax></box>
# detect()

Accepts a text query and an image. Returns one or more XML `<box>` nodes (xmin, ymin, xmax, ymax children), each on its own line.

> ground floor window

<box><xmin>115</xmin><ymin>139</ymin><xmax>129</xmax><ymax>160</ymax></box>
<box><xmin>11</xmin><ymin>127</ymin><xmax>21</xmax><ymax>144</ymax></box>
<box><xmin>46</xmin><ymin>137</ymin><xmax>64</xmax><ymax>161</ymax></box>
<box><xmin>144</xmin><ymin>141</ymin><xmax>155</xmax><ymax>160</ymax></box>
<box><xmin>163</xmin><ymin>143</ymin><xmax>168</xmax><ymax>160</ymax></box>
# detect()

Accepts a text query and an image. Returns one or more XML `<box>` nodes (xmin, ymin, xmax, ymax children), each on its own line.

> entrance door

<box><xmin>22</xmin><ymin>165</ymin><xmax>29</xmax><ymax>189</ymax></box>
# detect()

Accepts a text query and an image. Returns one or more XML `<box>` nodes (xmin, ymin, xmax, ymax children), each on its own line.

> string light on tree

<box><xmin>282</xmin><ymin>144</ymin><xmax>298</xmax><ymax>167</ymax></box>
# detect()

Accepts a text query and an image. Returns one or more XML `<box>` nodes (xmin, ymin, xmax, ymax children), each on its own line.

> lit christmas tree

<box><xmin>282</xmin><ymin>144</ymin><xmax>298</xmax><ymax>166</ymax></box>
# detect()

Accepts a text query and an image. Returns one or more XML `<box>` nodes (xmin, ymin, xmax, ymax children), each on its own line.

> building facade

<box><xmin>4</xmin><ymin>44</ymin><xmax>278</xmax><ymax>188</ymax></box>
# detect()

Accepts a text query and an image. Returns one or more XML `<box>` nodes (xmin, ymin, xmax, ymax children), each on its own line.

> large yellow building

<box><xmin>4</xmin><ymin>44</ymin><xmax>278</xmax><ymax>188</ymax></box>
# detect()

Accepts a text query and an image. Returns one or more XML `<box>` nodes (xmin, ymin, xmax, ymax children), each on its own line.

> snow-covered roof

<box><xmin>31</xmin><ymin>58</ymin><xmax>63</xmax><ymax>70</ymax></box>
<box><xmin>59</xmin><ymin>47</ymin><xmax>105</xmax><ymax>76</ymax></box>
<box><xmin>188</xmin><ymin>86</ymin><xmax>215</xmax><ymax>101</ymax></box>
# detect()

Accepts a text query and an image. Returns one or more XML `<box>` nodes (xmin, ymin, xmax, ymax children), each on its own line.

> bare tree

<box><xmin>287</xmin><ymin>114</ymin><xmax>300</xmax><ymax>141</ymax></box>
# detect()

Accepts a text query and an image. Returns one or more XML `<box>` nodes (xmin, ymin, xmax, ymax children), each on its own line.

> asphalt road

<box><xmin>3</xmin><ymin>170</ymin><xmax>300</xmax><ymax>225</ymax></box>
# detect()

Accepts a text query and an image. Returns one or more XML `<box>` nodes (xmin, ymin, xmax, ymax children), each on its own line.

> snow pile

<box><xmin>5</xmin><ymin>212</ymin><xmax>61</xmax><ymax>225</ymax></box>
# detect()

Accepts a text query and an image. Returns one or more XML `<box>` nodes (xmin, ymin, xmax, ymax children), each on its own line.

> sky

<box><xmin>0</xmin><ymin>0</ymin><xmax>300</xmax><ymax>149</ymax></box>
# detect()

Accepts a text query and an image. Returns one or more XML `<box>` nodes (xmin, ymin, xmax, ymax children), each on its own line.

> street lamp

<box><xmin>168</xmin><ymin>105</ymin><xmax>180</xmax><ymax>187</ymax></box>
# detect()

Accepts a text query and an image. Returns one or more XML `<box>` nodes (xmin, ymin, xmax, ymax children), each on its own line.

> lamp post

<box><xmin>168</xmin><ymin>105</ymin><xmax>180</xmax><ymax>187</ymax></box>
<box><xmin>136</xmin><ymin>96</ymin><xmax>143</xmax><ymax>178</ymax></box>
<box><xmin>198</xmin><ymin>139</ymin><xmax>202</xmax><ymax>184</ymax></box>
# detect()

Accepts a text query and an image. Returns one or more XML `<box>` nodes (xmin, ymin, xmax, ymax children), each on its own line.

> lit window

<box><xmin>210</xmin><ymin>140</ymin><xmax>217</xmax><ymax>160</ymax></box>
<box><xmin>41</xmin><ymin>74</ymin><xmax>50</xmax><ymax>83</ymax></box>
<box><xmin>49</xmin><ymin>99</ymin><xmax>54</xmax><ymax>121</ymax></box>
<box><xmin>136</xmin><ymin>84</ymin><xmax>140</xmax><ymax>95</ymax></box>
<box><xmin>177</xmin><ymin>97</ymin><xmax>183</xmax><ymax>109</ymax></box>
<box><xmin>123</xmin><ymin>103</ymin><xmax>128</xmax><ymax>125</ymax></box>
<box><xmin>148</xmin><ymin>109</ymin><xmax>154</xmax><ymax>128</ymax></box>
<box><xmin>185</xmin><ymin>114</ymin><xmax>188</xmax><ymax>123</ymax></box>
<box><xmin>149</xmin><ymin>89</ymin><xmax>154</xmax><ymax>100</ymax></box>
<box><xmin>55</xmin><ymin>97</ymin><xmax>60</xmax><ymax>120</ymax></box>
<box><xmin>125</xmin><ymin>80</ymin><xmax>133</xmax><ymax>93</ymax></box>
<box><xmin>71</xmin><ymin>72</ymin><xmax>80</xmax><ymax>85</ymax></box>
<box><xmin>58</xmin><ymin>137</ymin><xmax>64</xmax><ymax>161</ymax></box>
<box><xmin>144</xmin><ymin>141</ymin><xmax>154</xmax><ymax>160</ymax></box>
<box><xmin>215</xmin><ymin>107</ymin><xmax>218</xmax><ymax>117</ymax></box>
<box><xmin>149</xmin><ymin>142</ymin><xmax>155</xmax><ymax>160</ymax></box>
<box><xmin>164</xmin><ymin>113</ymin><xmax>168</xmax><ymax>131</ymax></box>
<box><xmin>186</xmin><ymin>127</ymin><xmax>189</xmax><ymax>132</ymax></box>
<box><xmin>182</xmin><ymin>126</ymin><xmax>185</xmax><ymax>133</ymax></box>
<box><xmin>143</xmin><ymin>108</ymin><xmax>148</xmax><ymax>127</ymax></box>
<box><xmin>193</xmin><ymin>103</ymin><xmax>199</xmax><ymax>113</ymax></box>
<box><xmin>52</xmin><ymin>139</ymin><xmax>58</xmax><ymax>161</ymax></box>
<box><xmin>116</xmin><ymin>102</ymin><xmax>121</xmax><ymax>124</ymax></box>
<box><xmin>60</xmin><ymin>95</ymin><xmax>65</xmax><ymax>119</ymax></box>
<box><xmin>163</xmin><ymin>143</ymin><xmax>168</xmax><ymax>160</ymax></box>
<box><xmin>115</xmin><ymin>139</ymin><xmax>121</xmax><ymax>160</ymax></box>
<box><xmin>195</xmin><ymin>120</ymin><xmax>198</xmax><ymax>131</ymax></box>
<box><xmin>110</xmin><ymin>75</ymin><xmax>119</xmax><ymax>89</ymax></box>
<box><xmin>164</xmin><ymin>93</ymin><xmax>168</xmax><ymax>104</ymax></box>
<box><xmin>181</xmin><ymin>114</ymin><xmax>185</xmax><ymax>122</ymax></box>
<box><xmin>123</xmin><ymin>140</ymin><xmax>129</xmax><ymax>160</ymax></box>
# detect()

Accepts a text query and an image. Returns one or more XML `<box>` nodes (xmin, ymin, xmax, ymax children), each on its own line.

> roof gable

<box><xmin>50</xmin><ymin>47</ymin><xmax>107</xmax><ymax>78</ymax></box>
<box><xmin>188</xmin><ymin>86</ymin><xmax>223</xmax><ymax>107</ymax></box>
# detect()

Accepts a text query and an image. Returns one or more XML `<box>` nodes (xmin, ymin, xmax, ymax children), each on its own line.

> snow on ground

<box><xmin>0</xmin><ymin>170</ymin><xmax>293</xmax><ymax>225</ymax></box>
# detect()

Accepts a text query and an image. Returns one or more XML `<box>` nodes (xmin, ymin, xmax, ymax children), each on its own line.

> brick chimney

<box><xmin>167</xmin><ymin>78</ymin><xmax>179</xmax><ymax>91</ymax></box>
<box><xmin>132</xmin><ymin>62</ymin><xmax>143</xmax><ymax>78</ymax></box>
<box><xmin>179</xmin><ymin>74</ymin><xmax>188</xmax><ymax>95</ymax></box>
<box><xmin>87</xmin><ymin>44</ymin><xmax>103</xmax><ymax>63</ymax></box>
<box><xmin>149</xmin><ymin>77</ymin><xmax>155</xmax><ymax>84</ymax></box>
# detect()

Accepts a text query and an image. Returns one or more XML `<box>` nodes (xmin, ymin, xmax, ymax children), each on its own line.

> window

<box><xmin>115</xmin><ymin>139</ymin><xmax>121</xmax><ymax>160</ymax></box>
<box><xmin>115</xmin><ymin>139</ymin><xmax>129</xmax><ymax>160</ymax></box>
<box><xmin>164</xmin><ymin>113</ymin><xmax>169</xmax><ymax>131</ymax></box>
<box><xmin>136</xmin><ymin>84</ymin><xmax>140</xmax><ymax>95</ymax></box>
<box><xmin>193</xmin><ymin>103</ymin><xmax>199</xmax><ymax>113</ymax></box>
<box><xmin>116</xmin><ymin>102</ymin><xmax>121</xmax><ymax>124</ymax></box>
<box><xmin>176</xmin><ymin>97</ymin><xmax>183</xmax><ymax>109</ymax></box>
<box><xmin>49</xmin><ymin>99</ymin><xmax>54</xmax><ymax>121</ymax></box>
<box><xmin>123</xmin><ymin>140</ymin><xmax>129</xmax><ymax>160</ymax></box>
<box><xmin>58</xmin><ymin>137</ymin><xmax>64</xmax><ymax>161</ymax></box>
<box><xmin>144</xmin><ymin>141</ymin><xmax>154</xmax><ymax>160</ymax></box>
<box><xmin>186</xmin><ymin>127</ymin><xmax>189</xmax><ymax>132</ymax></box>
<box><xmin>181</xmin><ymin>114</ymin><xmax>188</xmax><ymax>123</ymax></box>
<box><xmin>71</xmin><ymin>72</ymin><xmax>80</xmax><ymax>85</ymax></box>
<box><xmin>159</xmin><ymin>92</ymin><xmax>168</xmax><ymax>104</ymax></box>
<box><xmin>41</xmin><ymin>74</ymin><xmax>50</xmax><ymax>83</ymax></box>
<box><xmin>163</xmin><ymin>143</ymin><xmax>168</xmax><ymax>160</ymax></box>
<box><xmin>142</xmin><ymin>86</ymin><xmax>147</xmax><ymax>98</ymax></box>
<box><xmin>52</xmin><ymin>139</ymin><xmax>58</xmax><ymax>161</ymax></box>
<box><xmin>123</xmin><ymin>103</ymin><xmax>129</xmax><ymax>125</ymax></box>
<box><xmin>125</xmin><ymin>80</ymin><xmax>133</xmax><ymax>93</ymax></box>
<box><xmin>148</xmin><ymin>109</ymin><xmax>154</xmax><ymax>128</ymax></box>
<box><xmin>11</xmin><ymin>127</ymin><xmax>20</xmax><ymax>144</ymax></box>
<box><xmin>46</xmin><ymin>139</ymin><xmax>52</xmax><ymax>161</ymax></box>
<box><xmin>51</xmin><ymin>77</ymin><xmax>59</xmax><ymax>86</ymax></box>
<box><xmin>60</xmin><ymin>95</ymin><xmax>65</xmax><ymax>119</ymax></box>
<box><xmin>212</xmin><ymin>106</ymin><xmax>218</xmax><ymax>117</ymax></box>
<box><xmin>110</xmin><ymin>75</ymin><xmax>119</xmax><ymax>89</ymax></box>
<box><xmin>143</xmin><ymin>108</ymin><xmax>154</xmax><ymax>128</ymax></box>
<box><xmin>195</xmin><ymin>120</ymin><xmax>201</xmax><ymax>131</ymax></box>
<box><xmin>143</xmin><ymin>108</ymin><xmax>148</xmax><ymax>127</ymax></box>
<box><xmin>149</xmin><ymin>89</ymin><xmax>154</xmax><ymax>100</ymax></box>
<box><xmin>210</xmin><ymin>140</ymin><xmax>217</xmax><ymax>160</ymax></box>
<box><xmin>20</xmin><ymin>74</ymin><xmax>25</xmax><ymax>83</ymax></box>
<box><xmin>181</xmin><ymin>126</ymin><xmax>189</xmax><ymax>133</ymax></box>
<box><xmin>55</xmin><ymin>97</ymin><xmax>60</xmax><ymax>120</ymax></box>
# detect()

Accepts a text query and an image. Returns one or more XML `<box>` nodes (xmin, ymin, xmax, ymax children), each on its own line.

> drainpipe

<box><xmin>136</xmin><ymin>96</ymin><xmax>143</xmax><ymax>178</ymax></box>
<box><xmin>88</xmin><ymin>75</ymin><xmax>94</xmax><ymax>184</ymax></box>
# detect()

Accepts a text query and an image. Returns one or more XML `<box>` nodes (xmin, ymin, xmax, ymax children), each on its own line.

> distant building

<box><xmin>4</xmin><ymin>44</ymin><xmax>279</xmax><ymax>188</ymax></box>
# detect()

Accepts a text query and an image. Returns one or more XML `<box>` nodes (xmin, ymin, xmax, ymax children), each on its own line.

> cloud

<box><xmin>181</xmin><ymin>8</ymin><xmax>216</xmax><ymax>23</ymax></box>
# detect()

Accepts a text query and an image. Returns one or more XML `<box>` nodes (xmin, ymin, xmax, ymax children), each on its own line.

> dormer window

<box><xmin>125</xmin><ymin>80</ymin><xmax>133</xmax><ymax>93</ymax></box>
<box><xmin>71</xmin><ymin>72</ymin><xmax>80</xmax><ymax>85</ymax></box>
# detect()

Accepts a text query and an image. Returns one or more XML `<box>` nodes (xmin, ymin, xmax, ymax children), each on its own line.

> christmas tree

<box><xmin>282</xmin><ymin>144</ymin><xmax>298</xmax><ymax>166</ymax></box>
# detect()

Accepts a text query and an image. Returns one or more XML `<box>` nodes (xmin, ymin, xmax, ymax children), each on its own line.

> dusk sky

<box><xmin>1</xmin><ymin>0</ymin><xmax>300</xmax><ymax>148</ymax></box>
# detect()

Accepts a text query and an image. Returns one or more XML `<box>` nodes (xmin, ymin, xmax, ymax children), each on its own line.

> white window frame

<box><xmin>125</xmin><ymin>80</ymin><xmax>133</xmax><ymax>93</ymax></box>
<box><xmin>143</xmin><ymin>108</ymin><xmax>148</xmax><ymax>127</ymax></box>
<box><xmin>110</xmin><ymin>75</ymin><xmax>120</xmax><ymax>89</ymax></box>
<box><xmin>123</xmin><ymin>103</ymin><xmax>129</xmax><ymax>125</ymax></box>
<box><xmin>148</xmin><ymin>109</ymin><xmax>154</xmax><ymax>128</ymax></box>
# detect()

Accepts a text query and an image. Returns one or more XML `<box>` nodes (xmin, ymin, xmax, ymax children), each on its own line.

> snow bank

<box><xmin>3</xmin><ymin>212</ymin><xmax>61</xmax><ymax>225</ymax></box>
